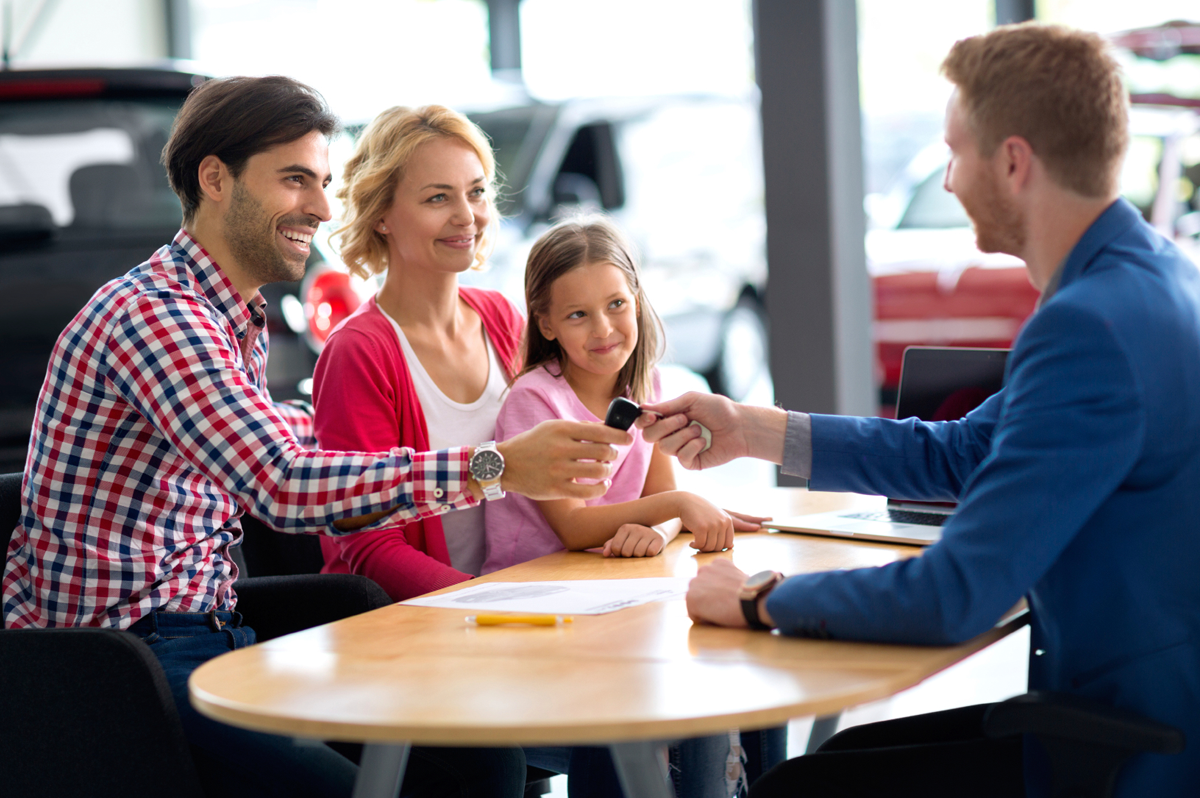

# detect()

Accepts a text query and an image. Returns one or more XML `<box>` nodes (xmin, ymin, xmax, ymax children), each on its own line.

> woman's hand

<box><xmin>677</xmin><ymin>494</ymin><xmax>736</xmax><ymax>552</ymax></box>
<box><xmin>601</xmin><ymin>523</ymin><xmax>676</xmax><ymax>558</ymax></box>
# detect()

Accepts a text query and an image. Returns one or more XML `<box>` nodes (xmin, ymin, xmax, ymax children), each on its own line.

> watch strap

<box><xmin>740</xmin><ymin>571</ymin><xmax>782</xmax><ymax>630</ymax></box>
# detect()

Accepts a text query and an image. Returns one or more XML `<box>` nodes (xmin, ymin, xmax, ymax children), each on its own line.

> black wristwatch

<box><xmin>739</xmin><ymin>570</ymin><xmax>784</xmax><ymax>630</ymax></box>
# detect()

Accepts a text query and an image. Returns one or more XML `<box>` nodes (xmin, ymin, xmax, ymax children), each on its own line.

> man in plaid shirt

<box><xmin>2</xmin><ymin>76</ymin><xmax>627</xmax><ymax>797</ymax></box>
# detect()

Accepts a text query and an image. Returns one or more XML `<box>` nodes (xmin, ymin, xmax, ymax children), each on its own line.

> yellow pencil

<box><xmin>466</xmin><ymin>614</ymin><xmax>574</xmax><ymax>626</ymax></box>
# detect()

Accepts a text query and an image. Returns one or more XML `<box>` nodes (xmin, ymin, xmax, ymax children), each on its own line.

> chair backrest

<box><xmin>236</xmin><ymin>512</ymin><xmax>326</xmax><ymax>577</ymax></box>
<box><xmin>0</xmin><ymin>627</ymin><xmax>206</xmax><ymax>798</ymax></box>
<box><xmin>234</xmin><ymin>573</ymin><xmax>393</xmax><ymax>642</ymax></box>
<box><xmin>1</xmin><ymin>471</ymin><xmax>22</xmax><ymax>553</ymax></box>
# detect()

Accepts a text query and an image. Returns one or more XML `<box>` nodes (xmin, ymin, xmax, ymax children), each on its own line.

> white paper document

<box><xmin>400</xmin><ymin>577</ymin><xmax>690</xmax><ymax>615</ymax></box>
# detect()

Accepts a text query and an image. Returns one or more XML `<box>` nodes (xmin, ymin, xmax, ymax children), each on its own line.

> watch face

<box><xmin>743</xmin><ymin>570</ymin><xmax>779</xmax><ymax>594</ymax></box>
<box><xmin>471</xmin><ymin>449</ymin><xmax>504</xmax><ymax>481</ymax></box>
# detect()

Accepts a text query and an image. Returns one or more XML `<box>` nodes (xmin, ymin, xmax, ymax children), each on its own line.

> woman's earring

<box><xmin>379</xmin><ymin>224</ymin><xmax>388</xmax><ymax>234</ymax></box>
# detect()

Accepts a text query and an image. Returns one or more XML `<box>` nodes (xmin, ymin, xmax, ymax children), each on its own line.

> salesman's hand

<box><xmin>638</xmin><ymin>393</ymin><xmax>787</xmax><ymax>471</ymax></box>
<box><xmin>638</xmin><ymin>392</ymin><xmax>745</xmax><ymax>470</ymax></box>
<box><xmin>687</xmin><ymin>558</ymin><xmax>752</xmax><ymax>627</ymax></box>
<box><xmin>497</xmin><ymin>419</ymin><xmax>631</xmax><ymax>501</ymax></box>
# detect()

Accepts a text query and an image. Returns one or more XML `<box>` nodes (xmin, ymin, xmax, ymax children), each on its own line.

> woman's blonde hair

<box><xmin>518</xmin><ymin>215</ymin><xmax>664</xmax><ymax>403</ymax></box>
<box><xmin>334</xmin><ymin>105</ymin><xmax>498</xmax><ymax>279</ymax></box>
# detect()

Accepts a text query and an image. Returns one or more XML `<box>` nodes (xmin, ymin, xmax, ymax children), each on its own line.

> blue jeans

<box><xmin>525</xmin><ymin>746</ymin><xmax>624</xmax><ymax>797</ymax></box>
<box><xmin>131</xmin><ymin>610</ymin><xmax>526</xmax><ymax>798</ymax></box>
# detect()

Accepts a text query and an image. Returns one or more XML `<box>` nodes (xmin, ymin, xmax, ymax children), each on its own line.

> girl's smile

<box><xmin>537</xmin><ymin>260</ymin><xmax>639</xmax><ymax>391</ymax></box>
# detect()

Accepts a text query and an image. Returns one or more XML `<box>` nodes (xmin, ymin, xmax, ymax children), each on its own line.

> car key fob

<box><xmin>604</xmin><ymin>397</ymin><xmax>644</xmax><ymax>431</ymax></box>
<box><xmin>603</xmin><ymin>397</ymin><xmax>712</xmax><ymax>452</ymax></box>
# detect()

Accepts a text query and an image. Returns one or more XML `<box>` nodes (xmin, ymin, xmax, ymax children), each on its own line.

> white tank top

<box><xmin>382</xmin><ymin>307</ymin><xmax>508</xmax><ymax>577</ymax></box>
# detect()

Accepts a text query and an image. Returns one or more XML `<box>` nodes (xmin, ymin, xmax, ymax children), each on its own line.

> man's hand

<box><xmin>638</xmin><ymin>394</ymin><xmax>787</xmax><ymax>471</ymax></box>
<box><xmin>496</xmin><ymin>419</ymin><xmax>631</xmax><ymax>501</ymax></box>
<box><xmin>687</xmin><ymin>558</ymin><xmax>753</xmax><ymax>627</ymax></box>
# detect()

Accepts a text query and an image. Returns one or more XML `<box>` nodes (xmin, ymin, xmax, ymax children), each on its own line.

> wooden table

<box><xmin>190</xmin><ymin>488</ymin><xmax>1025</xmax><ymax>798</ymax></box>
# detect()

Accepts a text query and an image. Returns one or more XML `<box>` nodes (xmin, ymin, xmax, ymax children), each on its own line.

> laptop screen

<box><xmin>888</xmin><ymin>347</ymin><xmax>1009</xmax><ymax>512</ymax></box>
<box><xmin>895</xmin><ymin>347</ymin><xmax>1009</xmax><ymax>423</ymax></box>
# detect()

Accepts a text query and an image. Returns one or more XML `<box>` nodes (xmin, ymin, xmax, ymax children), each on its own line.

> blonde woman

<box><xmin>311</xmin><ymin>105</ymin><xmax>531</xmax><ymax>797</ymax></box>
<box><xmin>314</xmin><ymin>106</ymin><xmax>634</xmax><ymax>798</ymax></box>
<box><xmin>313</xmin><ymin>105</ymin><xmax>523</xmax><ymax>598</ymax></box>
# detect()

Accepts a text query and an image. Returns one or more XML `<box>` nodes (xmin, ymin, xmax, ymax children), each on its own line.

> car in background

<box><xmin>303</xmin><ymin>22</ymin><xmax>1200</xmax><ymax>415</ymax></box>
<box><xmin>0</xmin><ymin>67</ymin><xmax>324</xmax><ymax>471</ymax></box>
<box><xmin>460</xmin><ymin>94</ymin><xmax>769</xmax><ymax>401</ymax></box>
<box><xmin>865</xmin><ymin>74</ymin><xmax>1200</xmax><ymax>411</ymax></box>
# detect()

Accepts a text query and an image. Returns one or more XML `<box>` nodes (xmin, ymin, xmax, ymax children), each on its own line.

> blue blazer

<box><xmin>768</xmin><ymin>199</ymin><xmax>1200</xmax><ymax>796</ymax></box>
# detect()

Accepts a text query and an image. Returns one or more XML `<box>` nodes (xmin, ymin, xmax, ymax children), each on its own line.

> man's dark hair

<box><xmin>162</xmin><ymin>75</ymin><xmax>339</xmax><ymax>224</ymax></box>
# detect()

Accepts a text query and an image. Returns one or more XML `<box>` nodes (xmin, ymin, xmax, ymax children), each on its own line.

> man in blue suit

<box><xmin>642</xmin><ymin>23</ymin><xmax>1199</xmax><ymax>798</ymax></box>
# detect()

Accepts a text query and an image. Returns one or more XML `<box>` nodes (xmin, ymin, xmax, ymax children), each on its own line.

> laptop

<box><xmin>764</xmin><ymin>346</ymin><xmax>1010</xmax><ymax>546</ymax></box>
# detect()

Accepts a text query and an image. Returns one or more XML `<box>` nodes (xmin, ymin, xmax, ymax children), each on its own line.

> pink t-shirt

<box><xmin>482</xmin><ymin>364</ymin><xmax>661</xmax><ymax>574</ymax></box>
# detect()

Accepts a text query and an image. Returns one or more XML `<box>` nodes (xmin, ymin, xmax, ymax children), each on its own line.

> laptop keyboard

<box><xmin>842</xmin><ymin>509</ymin><xmax>950</xmax><ymax>527</ymax></box>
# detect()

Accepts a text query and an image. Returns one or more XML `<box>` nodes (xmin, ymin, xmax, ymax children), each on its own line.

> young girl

<box><xmin>483</xmin><ymin>216</ymin><xmax>760</xmax><ymax>571</ymax></box>
<box><xmin>484</xmin><ymin>216</ymin><xmax>769</xmax><ymax>798</ymax></box>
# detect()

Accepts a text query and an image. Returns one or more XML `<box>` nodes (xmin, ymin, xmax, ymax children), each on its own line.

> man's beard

<box><xmin>225</xmin><ymin>180</ymin><xmax>312</xmax><ymax>286</ymax></box>
<box><xmin>965</xmin><ymin>169</ymin><xmax>1025</xmax><ymax>256</ymax></box>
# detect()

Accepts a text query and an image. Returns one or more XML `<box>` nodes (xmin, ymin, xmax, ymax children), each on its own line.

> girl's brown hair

<box><xmin>518</xmin><ymin>215</ymin><xmax>664</xmax><ymax>403</ymax></box>
<box><xmin>334</xmin><ymin>105</ymin><xmax>498</xmax><ymax>279</ymax></box>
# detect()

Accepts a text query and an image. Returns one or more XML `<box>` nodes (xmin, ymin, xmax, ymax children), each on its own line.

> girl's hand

<box><xmin>602</xmin><ymin>523</ymin><xmax>673</xmax><ymax>558</ymax></box>
<box><xmin>678</xmin><ymin>495</ymin><xmax>736</xmax><ymax>552</ymax></box>
<box><xmin>726</xmin><ymin>509</ymin><xmax>771</xmax><ymax>532</ymax></box>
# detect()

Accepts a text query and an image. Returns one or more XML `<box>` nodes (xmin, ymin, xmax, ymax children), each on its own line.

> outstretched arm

<box><xmin>638</xmin><ymin>393</ymin><xmax>788</xmax><ymax>470</ymax></box>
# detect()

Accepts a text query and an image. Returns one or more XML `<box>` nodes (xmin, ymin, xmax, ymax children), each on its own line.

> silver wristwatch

<box><xmin>469</xmin><ymin>441</ymin><xmax>506</xmax><ymax>501</ymax></box>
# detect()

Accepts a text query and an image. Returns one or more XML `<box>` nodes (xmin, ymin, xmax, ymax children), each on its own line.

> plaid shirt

<box><xmin>2</xmin><ymin>230</ymin><xmax>477</xmax><ymax>630</ymax></box>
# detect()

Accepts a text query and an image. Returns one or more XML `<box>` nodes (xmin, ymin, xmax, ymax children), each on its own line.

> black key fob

<box><xmin>604</xmin><ymin>397</ymin><xmax>643</xmax><ymax>431</ymax></box>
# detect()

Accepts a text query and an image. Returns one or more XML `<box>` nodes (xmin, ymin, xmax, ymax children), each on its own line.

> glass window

<box><xmin>898</xmin><ymin>169</ymin><xmax>970</xmax><ymax>229</ymax></box>
<box><xmin>1121</xmin><ymin>134</ymin><xmax>1165</xmax><ymax>220</ymax></box>
<box><xmin>0</xmin><ymin>99</ymin><xmax>182</xmax><ymax>230</ymax></box>
<box><xmin>469</xmin><ymin>109</ymin><xmax>536</xmax><ymax>216</ymax></box>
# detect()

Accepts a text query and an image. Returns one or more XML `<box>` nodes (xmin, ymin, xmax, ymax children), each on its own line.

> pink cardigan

<box><xmin>311</xmin><ymin>288</ymin><xmax>524</xmax><ymax>600</ymax></box>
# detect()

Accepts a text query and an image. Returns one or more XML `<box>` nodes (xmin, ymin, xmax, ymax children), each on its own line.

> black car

<box><xmin>0</xmin><ymin>67</ymin><xmax>321</xmax><ymax>471</ymax></box>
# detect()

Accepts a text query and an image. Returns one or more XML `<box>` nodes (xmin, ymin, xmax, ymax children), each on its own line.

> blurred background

<box><xmin>2</xmin><ymin>0</ymin><xmax>1198</xmax><ymax>781</ymax></box>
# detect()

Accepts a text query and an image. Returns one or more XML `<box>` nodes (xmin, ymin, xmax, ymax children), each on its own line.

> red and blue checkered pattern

<box><xmin>2</xmin><ymin>230</ymin><xmax>475</xmax><ymax>629</ymax></box>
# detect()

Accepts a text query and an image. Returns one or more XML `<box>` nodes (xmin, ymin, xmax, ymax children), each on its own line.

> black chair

<box><xmin>0</xmin><ymin>470</ymin><xmax>21</xmax><ymax>535</ymax></box>
<box><xmin>0</xmin><ymin>625</ymin><xmax>209</xmax><ymax>798</ymax></box>
<box><xmin>983</xmin><ymin>691</ymin><xmax>1185</xmax><ymax>798</ymax></box>
<box><xmin>0</xmin><ymin>472</ymin><xmax>394</xmax><ymax>798</ymax></box>
<box><xmin>236</xmin><ymin>511</ymin><xmax>326</xmax><ymax>576</ymax></box>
